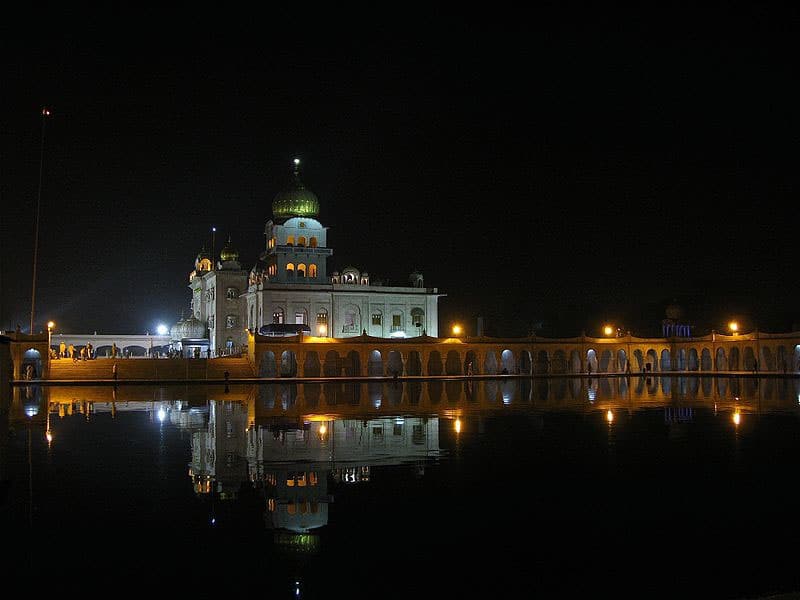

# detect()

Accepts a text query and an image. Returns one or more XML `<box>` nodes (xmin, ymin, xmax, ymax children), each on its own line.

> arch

<box><xmin>407</xmin><ymin>351</ymin><xmax>423</xmax><ymax>376</ymax></box>
<box><xmin>286</xmin><ymin>262</ymin><xmax>295</xmax><ymax>276</ymax></box>
<box><xmin>273</xmin><ymin>307</ymin><xmax>285</xmax><ymax>324</ymax></box>
<box><xmin>552</xmin><ymin>350</ymin><xmax>567</xmax><ymax>374</ymax></box>
<box><xmin>483</xmin><ymin>351</ymin><xmax>498</xmax><ymax>375</ymax></box>
<box><xmin>370</xmin><ymin>309</ymin><xmax>383</xmax><ymax>337</ymax></box>
<box><xmin>645</xmin><ymin>349</ymin><xmax>658</xmax><ymax>372</ymax></box>
<box><xmin>294</xmin><ymin>308</ymin><xmax>308</xmax><ymax>325</ymax></box>
<box><xmin>22</xmin><ymin>348</ymin><xmax>42</xmax><ymax>380</ymax></box>
<box><xmin>795</xmin><ymin>345</ymin><xmax>800</xmax><ymax>371</ymax></box>
<box><xmin>688</xmin><ymin>348</ymin><xmax>699</xmax><ymax>371</ymax></box>
<box><xmin>660</xmin><ymin>349</ymin><xmax>671</xmax><ymax>371</ymax></box>
<box><xmin>308</xmin><ymin>264</ymin><xmax>318</xmax><ymax>278</ymax></box>
<box><xmin>368</xmin><ymin>350</ymin><xmax>383</xmax><ymax>376</ymax></box>
<box><xmin>715</xmin><ymin>348</ymin><xmax>728</xmax><ymax>371</ymax></box>
<box><xmin>124</xmin><ymin>345</ymin><xmax>147</xmax><ymax>357</ymax></box>
<box><xmin>633</xmin><ymin>349</ymin><xmax>644</xmax><ymax>371</ymax></box>
<box><xmin>617</xmin><ymin>349</ymin><xmax>628</xmax><ymax>373</ymax></box>
<box><xmin>445</xmin><ymin>351</ymin><xmax>461</xmax><ymax>375</ymax></box>
<box><xmin>297</xmin><ymin>236</ymin><xmax>306</xmax><ymax>247</ymax></box>
<box><xmin>280</xmin><ymin>351</ymin><xmax>297</xmax><ymax>377</ymax></box>
<box><xmin>776</xmin><ymin>345</ymin><xmax>788</xmax><ymax>372</ymax></box>
<box><xmin>743</xmin><ymin>346</ymin><xmax>756</xmax><ymax>371</ymax></box>
<box><xmin>315</xmin><ymin>309</ymin><xmax>328</xmax><ymax>337</ymax></box>
<box><xmin>729</xmin><ymin>347</ymin><xmax>740</xmax><ymax>370</ymax></box>
<box><xmin>309</xmin><ymin>236</ymin><xmax>318</xmax><ymax>248</ymax></box>
<box><xmin>259</xmin><ymin>351</ymin><xmax>277</xmax><ymax>377</ymax></box>
<box><xmin>569</xmin><ymin>350</ymin><xmax>581</xmax><ymax>373</ymax></box>
<box><xmin>390</xmin><ymin>311</ymin><xmax>404</xmax><ymax>334</ymax></box>
<box><xmin>323</xmin><ymin>351</ymin><xmax>341</xmax><ymax>377</ymax></box>
<box><xmin>675</xmin><ymin>348</ymin><xmax>686</xmax><ymax>371</ymax></box>
<box><xmin>303</xmin><ymin>352</ymin><xmax>321</xmax><ymax>377</ymax></box>
<box><xmin>410</xmin><ymin>307</ymin><xmax>425</xmax><ymax>332</ymax></box>
<box><xmin>701</xmin><ymin>348</ymin><xmax>713</xmax><ymax>371</ymax></box>
<box><xmin>286</xmin><ymin>234</ymin><xmax>295</xmax><ymax>245</ymax></box>
<box><xmin>297</xmin><ymin>263</ymin><xmax>306</xmax><ymax>278</ymax></box>
<box><xmin>343</xmin><ymin>351</ymin><xmax>361</xmax><ymax>376</ymax></box>
<box><xmin>519</xmin><ymin>350</ymin><xmax>532</xmax><ymax>374</ymax></box>
<box><xmin>535</xmin><ymin>350</ymin><xmax>549</xmax><ymax>374</ymax></box>
<box><xmin>500</xmin><ymin>349</ymin><xmax>515</xmax><ymax>374</ymax></box>
<box><xmin>586</xmin><ymin>349</ymin><xmax>598</xmax><ymax>374</ymax></box>
<box><xmin>761</xmin><ymin>346</ymin><xmax>775</xmax><ymax>371</ymax></box>
<box><xmin>387</xmin><ymin>351</ymin><xmax>404</xmax><ymax>376</ymax></box>
<box><xmin>428</xmin><ymin>351</ymin><xmax>443</xmax><ymax>376</ymax></box>
<box><xmin>464</xmin><ymin>350</ymin><xmax>479</xmax><ymax>375</ymax></box>
<box><xmin>598</xmin><ymin>349</ymin><xmax>612</xmax><ymax>373</ymax></box>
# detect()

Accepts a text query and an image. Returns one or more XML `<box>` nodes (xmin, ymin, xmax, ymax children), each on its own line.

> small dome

<box><xmin>195</xmin><ymin>247</ymin><xmax>212</xmax><ymax>270</ymax></box>
<box><xmin>220</xmin><ymin>237</ymin><xmax>239</xmax><ymax>262</ymax></box>
<box><xmin>183</xmin><ymin>316</ymin><xmax>207</xmax><ymax>339</ymax></box>
<box><xmin>665</xmin><ymin>302</ymin><xmax>684</xmax><ymax>321</ymax></box>
<box><xmin>272</xmin><ymin>159</ymin><xmax>319</xmax><ymax>221</ymax></box>
<box><xmin>170</xmin><ymin>318</ymin><xmax>186</xmax><ymax>341</ymax></box>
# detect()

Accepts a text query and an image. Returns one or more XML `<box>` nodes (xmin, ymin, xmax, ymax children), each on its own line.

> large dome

<box><xmin>170</xmin><ymin>316</ymin><xmax>207</xmax><ymax>340</ymax></box>
<box><xmin>272</xmin><ymin>159</ymin><xmax>319</xmax><ymax>221</ymax></box>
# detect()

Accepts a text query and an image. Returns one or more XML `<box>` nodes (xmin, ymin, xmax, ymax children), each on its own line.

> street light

<box><xmin>47</xmin><ymin>320</ymin><xmax>55</xmax><ymax>354</ymax></box>
<box><xmin>452</xmin><ymin>324</ymin><xmax>463</xmax><ymax>336</ymax></box>
<box><xmin>603</xmin><ymin>325</ymin><xmax>614</xmax><ymax>337</ymax></box>
<box><xmin>729</xmin><ymin>321</ymin><xmax>739</xmax><ymax>335</ymax></box>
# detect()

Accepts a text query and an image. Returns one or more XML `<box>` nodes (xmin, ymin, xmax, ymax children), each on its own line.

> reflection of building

<box><xmin>190</xmin><ymin>400</ymin><xmax>248</xmax><ymax>498</ymax></box>
<box><xmin>182</xmin><ymin>160</ymin><xmax>442</xmax><ymax>356</ymax></box>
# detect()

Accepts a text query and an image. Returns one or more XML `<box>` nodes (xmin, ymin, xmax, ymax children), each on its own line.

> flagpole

<box><xmin>30</xmin><ymin>107</ymin><xmax>50</xmax><ymax>334</ymax></box>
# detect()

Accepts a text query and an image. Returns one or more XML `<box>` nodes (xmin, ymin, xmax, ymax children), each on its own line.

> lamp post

<box><xmin>47</xmin><ymin>320</ymin><xmax>54</xmax><ymax>355</ymax></box>
<box><xmin>30</xmin><ymin>107</ymin><xmax>51</xmax><ymax>334</ymax></box>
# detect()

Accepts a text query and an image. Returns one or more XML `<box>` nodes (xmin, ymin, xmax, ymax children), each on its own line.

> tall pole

<box><xmin>211</xmin><ymin>226</ymin><xmax>216</xmax><ymax>270</ymax></box>
<box><xmin>30</xmin><ymin>107</ymin><xmax>51</xmax><ymax>334</ymax></box>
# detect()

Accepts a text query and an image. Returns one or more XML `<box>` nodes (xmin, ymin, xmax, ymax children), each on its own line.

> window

<box><xmin>372</xmin><ymin>313</ymin><xmax>382</xmax><ymax>325</ymax></box>
<box><xmin>298</xmin><ymin>236</ymin><xmax>306</xmax><ymax>247</ymax></box>
<box><xmin>308</xmin><ymin>264</ymin><xmax>317</xmax><ymax>278</ymax></box>
<box><xmin>297</xmin><ymin>263</ymin><xmax>306</xmax><ymax>278</ymax></box>
<box><xmin>226</xmin><ymin>287</ymin><xmax>238</xmax><ymax>299</ymax></box>
<box><xmin>316</xmin><ymin>310</ymin><xmax>328</xmax><ymax>324</ymax></box>
<box><xmin>295</xmin><ymin>311</ymin><xmax>306</xmax><ymax>325</ymax></box>
<box><xmin>342</xmin><ymin>309</ymin><xmax>358</xmax><ymax>333</ymax></box>
<box><xmin>411</xmin><ymin>307</ymin><xmax>424</xmax><ymax>328</ymax></box>
<box><xmin>393</xmin><ymin>424</ymin><xmax>403</xmax><ymax>436</ymax></box>
<box><xmin>391</xmin><ymin>314</ymin><xmax>402</xmax><ymax>333</ymax></box>
<box><xmin>226</xmin><ymin>314</ymin><xmax>237</xmax><ymax>328</ymax></box>
<box><xmin>273</xmin><ymin>309</ymin><xmax>284</xmax><ymax>324</ymax></box>
<box><xmin>309</xmin><ymin>237</ymin><xmax>318</xmax><ymax>247</ymax></box>
<box><xmin>286</xmin><ymin>235</ymin><xmax>294</xmax><ymax>246</ymax></box>
<box><xmin>286</xmin><ymin>262</ymin><xmax>294</xmax><ymax>275</ymax></box>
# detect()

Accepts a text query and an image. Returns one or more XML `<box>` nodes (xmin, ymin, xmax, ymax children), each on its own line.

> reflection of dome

<box><xmin>272</xmin><ymin>160</ymin><xmax>319</xmax><ymax>221</ymax></box>
<box><xmin>219</xmin><ymin>237</ymin><xmax>239</xmax><ymax>262</ymax></box>
<box><xmin>665</xmin><ymin>302</ymin><xmax>684</xmax><ymax>321</ymax></box>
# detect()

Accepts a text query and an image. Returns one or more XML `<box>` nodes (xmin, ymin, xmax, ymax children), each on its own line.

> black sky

<box><xmin>2</xmin><ymin>8</ymin><xmax>799</xmax><ymax>337</ymax></box>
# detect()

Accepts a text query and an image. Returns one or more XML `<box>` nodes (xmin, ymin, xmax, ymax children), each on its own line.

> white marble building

<box><xmin>183</xmin><ymin>159</ymin><xmax>442</xmax><ymax>355</ymax></box>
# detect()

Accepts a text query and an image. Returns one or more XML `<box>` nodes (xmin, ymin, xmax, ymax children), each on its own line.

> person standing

<box><xmin>111</xmin><ymin>343</ymin><xmax>118</xmax><ymax>359</ymax></box>
<box><xmin>59</xmin><ymin>341</ymin><xmax>66</xmax><ymax>358</ymax></box>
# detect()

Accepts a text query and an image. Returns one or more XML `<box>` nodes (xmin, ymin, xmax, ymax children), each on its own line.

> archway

<box><xmin>729</xmin><ymin>347</ymin><xmax>740</xmax><ymax>371</ymax></box>
<box><xmin>645</xmin><ymin>349</ymin><xmax>658</xmax><ymax>372</ymax></box>
<box><xmin>598</xmin><ymin>350</ymin><xmax>612</xmax><ymax>373</ymax></box>
<box><xmin>586</xmin><ymin>349</ymin><xmax>598</xmax><ymax>374</ymax></box>
<box><xmin>701</xmin><ymin>348</ymin><xmax>712</xmax><ymax>371</ymax></box>
<box><xmin>535</xmin><ymin>350</ymin><xmax>549</xmax><ymax>374</ymax></box>
<box><xmin>483</xmin><ymin>351</ymin><xmax>498</xmax><ymax>375</ymax></box>
<box><xmin>552</xmin><ymin>350</ymin><xmax>566</xmax><ymax>374</ymax></box>
<box><xmin>617</xmin><ymin>349</ymin><xmax>628</xmax><ymax>373</ymax></box>
<box><xmin>445</xmin><ymin>351</ymin><xmax>461</xmax><ymax>375</ymax></box>
<box><xmin>569</xmin><ymin>350</ymin><xmax>581</xmax><ymax>373</ymax></box>
<box><xmin>715</xmin><ymin>348</ymin><xmax>728</xmax><ymax>371</ymax></box>
<box><xmin>303</xmin><ymin>352</ymin><xmax>321</xmax><ymax>377</ymax></box>
<box><xmin>743</xmin><ymin>347</ymin><xmax>756</xmax><ymax>371</ymax></box>
<box><xmin>407</xmin><ymin>351</ymin><xmax>423</xmax><ymax>376</ymax></box>
<box><xmin>688</xmin><ymin>348</ymin><xmax>699</xmax><ymax>371</ymax></box>
<box><xmin>280</xmin><ymin>351</ymin><xmax>297</xmax><ymax>377</ymax></box>
<box><xmin>387</xmin><ymin>351</ymin><xmax>404</xmax><ymax>376</ymax></box>
<box><xmin>500</xmin><ymin>349</ymin><xmax>515</xmax><ymax>374</ymax></box>
<box><xmin>22</xmin><ymin>349</ymin><xmax>42</xmax><ymax>380</ymax></box>
<box><xmin>660</xmin><ymin>349</ymin><xmax>671</xmax><ymax>371</ymax></box>
<box><xmin>464</xmin><ymin>350</ymin><xmax>478</xmax><ymax>375</ymax></box>
<box><xmin>428</xmin><ymin>351</ymin><xmax>443</xmax><ymax>376</ymax></box>
<box><xmin>343</xmin><ymin>351</ymin><xmax>361</xmax><ymax>376</ymax></box>
<box><xmin>368</xmin><ymin>350</ymin><xmax>383</xmax><ymax>376</ymax></box>
<box><xmin>519</xmin><ymin>351</ymin><xmax>532</xmax><ymax>375</ymax></box>
<box><xmin>633</xmin><ymin>349</ymin><xmax>644</xmax><ymax>371</ymax></box>
<box><xmin>259</xmin><ymin>351</ymin><xmax>277</xmax><ymax>377</ymax></box>
<box><xmin>323</xmin><ymin>350</ymin><xmax>341</xmax><ymax>377</ymax></box>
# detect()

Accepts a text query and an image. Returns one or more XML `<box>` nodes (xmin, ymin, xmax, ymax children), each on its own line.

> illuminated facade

<box><xmin>184</xmin><ymin>160</ymin><xmax>442</xmax><ymax>355</ymax></box>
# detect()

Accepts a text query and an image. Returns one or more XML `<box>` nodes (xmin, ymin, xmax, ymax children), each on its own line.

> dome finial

<box><xmin>293</xmin><ymin>157</ymin><xmax>301</xmax><ymax>174</ymax></box>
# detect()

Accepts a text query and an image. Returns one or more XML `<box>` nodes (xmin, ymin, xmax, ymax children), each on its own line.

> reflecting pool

<box><xmin>3</xmin><ymin>376</ymin><xmax>800</xmax><ymax>597</ymax></box>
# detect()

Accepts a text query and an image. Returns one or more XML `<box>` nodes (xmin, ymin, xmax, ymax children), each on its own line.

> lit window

<box><xmin>273</xmin><ymin>310</ymin><xmax>284</xmax><ymax>324</ymax></box>
<box><xmin>309</xmin><ymin>237</ymin><xmax>318</xmax><ymax>247</ymax></box>
<box><xmin>298</xmin><ymin>236</ymin><xmax>306</xmax><ymax>247</ymax></box>
<box><xmin>286</xmin><ymin>235</ymin><xmax>294</xmax><ymax>246</ymax></box>
<box><xmin>309</xmin><ymin>264</ymin><xmax>317</xmax><ymax>278</ymax></box>
<box><xmin>297</xmin><ymin>263</ymin><xmax>306</xmax><ymax>277</ymax></box>
<box><xmin>372</xmin><ymin>313</ymin><xmax>382</xmax><ymax>325</ymax></box>
<box><xmin>286</xmin><ymin>262</ymin><xmax>295</xmax><ymax>275</ymax></box>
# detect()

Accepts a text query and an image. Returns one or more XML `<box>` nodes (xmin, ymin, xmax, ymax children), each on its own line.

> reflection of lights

<box><xmin>318</xmin><ymin>423</ymin><xmax>327</xmax><ymax>436</ymax></box>
<box><xmin>606</xmin><ymin>410</ymin><xmax>614</xmax><ymax>423</ymax></box>
<box><xmin>156</xmin><ymin>323</ymin><xmax>168</xmax><ymax>335</ymax></box>
<box><xmin>46</xmin><ymin>430</ymin><xmax>53</xmax><ymax>443</ymax></box>
<box><xmin>733</xmin><ymin>411</ymin><xmax>741</xmax><ymax>426</ymax></box>
<box><xmin>157</xmin><ymin>407</ymin><xmax>167</xmax><ymax>422</ymax></box>
<box><xmin>25</xmin><ymin>405</ymin><xmax>39</xmax><ymax>417</ymax></box>
<box><xmin>454</xmin><ymin>418</ymin><xmax>462</xmax><ymax>433</ymax></box>
<box><xmin>502</xmin><ymin>391</ymin><xmax>511</xmax><ymax>405</ymax></box>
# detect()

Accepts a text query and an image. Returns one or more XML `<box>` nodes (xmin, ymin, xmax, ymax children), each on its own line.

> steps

<box><xmin>48</xmin><ymin>356</ymin><xmax>254</xmax><ymax>381</ymax></box>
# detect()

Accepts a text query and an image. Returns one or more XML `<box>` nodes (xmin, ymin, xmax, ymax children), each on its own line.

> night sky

<box><xmin>2</xmin><ymin>9</ymin><xmax>798</xmax><ymax>338</ymax></box>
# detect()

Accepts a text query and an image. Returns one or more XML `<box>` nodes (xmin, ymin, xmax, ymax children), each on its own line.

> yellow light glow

<box><xmin>733</xmin><ymin>411</ymin><xmax>741</xmax><ymax>426</ymax></box>
<box><xmin>319</xmin><ymin>423</ymin><xmax>327</xmax><ymax>436</ymax></box>
<box><xmin>603</xmin><ymin>325</ymin><xmax>614</xmax><ymax>336</ymax></box>
<box><xmin>606</xmin><ymin>410</ymin><xmax>614</xmax><ymax>423</ymax></box>
<box><xmin>46</xmin><ymin>431</ymin><xmax>53</xmax><ymax>443</ymax></box>
<box><xmin>318</xmin><ymin>323</ymin><xmax>327</xmax><ymax>336</ymax></box>
<box><xmin>452</xmin><ymin>324</ymin><xmax>462</xmax><ymax>336</ymax></box>
<box><xmin>454</xmin><ymin>418</ymin><xmax>462</xmax><ymax>433</ymax></box>
<box><xmin>729</xmin><ymin>321</ymin><xmax>739</xmax><ymax>333</ymax></box>
<box><xmin>47</xmin><ymin>321</ymin><xmax>55</xmax><ymax>329</ymax></box>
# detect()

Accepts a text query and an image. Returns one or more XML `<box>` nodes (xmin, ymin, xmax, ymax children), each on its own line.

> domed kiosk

<box><xmin>170</xmin><ymin>315</ymin><xmax>209</xmax><ymax>358</ymax></box>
